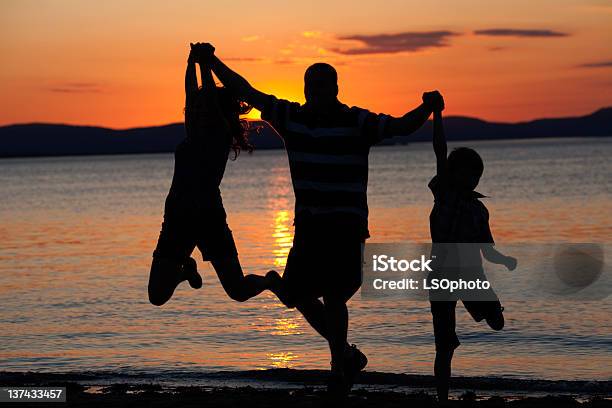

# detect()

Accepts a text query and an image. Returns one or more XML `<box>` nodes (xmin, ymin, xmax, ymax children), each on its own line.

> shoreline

<box><xmin>2</xmin><ymin>369</ymin><xmax>610</xmax><ymax>394</ymax></box>
<box><xmin>1</xmin><ymin>369</ymin><xmax>610</xmax><ymax>407</ymax></box>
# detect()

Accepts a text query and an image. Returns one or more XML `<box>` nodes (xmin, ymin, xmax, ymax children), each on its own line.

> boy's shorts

<box><xmin>281</xmin><ymin>224</ymin><xmax>364</xmax><ymax>307</ymax></box>
<box><xmin>430</xmin><ymin>300</ymin><xmax>504</xmax><ymax>352</ymax></box>
<box><xmin>153</xmin><ymin>195</ymin><xmax>237</xmax><ymax>263</ymax></box>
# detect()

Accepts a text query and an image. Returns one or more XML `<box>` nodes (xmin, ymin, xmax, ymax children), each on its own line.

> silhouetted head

<box><xmin>187</xmin><ymin>87</ymin><xmax>253</xmax><ymax>159</ymax></box>
<box><xmin>304</xmin><ymin>63</ymin><xmax>338</xmax><ymax>110</ymax></box>
<box><xmin>447</xmin><ymin>147</ymin><xmax>484</xmax><ymax>191</ymax></box>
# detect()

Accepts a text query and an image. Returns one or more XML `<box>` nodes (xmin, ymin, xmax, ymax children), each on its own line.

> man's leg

<box><xmin>322</xmin><ymin>294</ymin><xmax>349</xmax><ymax>366</ymax></box>
<box><xmin>269</xmin><ymin>264</ymin><xmax>354</xmax><ymax>349</ymax></box>
<box><xmin>296</xmin><ymin>298</ymin><xmax>332</xmax><ymax>340</ymax></box>
<box><xmin>291</xmin><ymin>295</ymin><xmax>367</xmax><ymax>392</ymax></box>
<box><xmin>277</xmin><ymin>241</ymin><xmax>362</xmax><ymax>345</ymax></box>
<box><xmin>307</xmin><ymin>241</ymin><xmax>364</xmax><ymax>394</ymax></box>
<box><xmin>293</xmin><ymin>296</ymin><xmax>356</xmax><ymax>347</ymax></box>
<box><xmin>269</xmin><ymin>234</ymin><xmax>366</xmax><ymax>394</ymax></box>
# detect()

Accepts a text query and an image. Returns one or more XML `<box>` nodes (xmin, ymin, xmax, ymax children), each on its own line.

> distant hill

<box><xmin>0</xmin><ymin>108</ymin><xmax>610</xmax><ymax>158</ymax></box>
<box><xmin>388</xmin><ymin>107</ymin><xmax>612</xmax><ymax>145</ymax></box>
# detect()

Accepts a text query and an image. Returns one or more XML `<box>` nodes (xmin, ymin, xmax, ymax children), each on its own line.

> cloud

<box><xmin>474</xmin><ymin>28</ymin><xmax>569</xmax><ymax>37</ymax></box>
<box><xmin>47</xmin><ymin>82</ymin><xmax>103</xmax><ymax>94</ymax></box>
<box><xmin>577</xmin><ymin>60</ymin><xmax>612</xmax><ymax>68</ymax></box>
<box><xmin>331</xmin><ymin>31</ymin><xmax>458</xmax><ymax>55</ymax></box>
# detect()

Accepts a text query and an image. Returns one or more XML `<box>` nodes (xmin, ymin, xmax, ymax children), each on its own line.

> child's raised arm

<box><xmin>185</xmin><ymin>49</ymin><xmax>198</xmax><ymax>108</ymax></box>
<box><xmin>433</xmin><ymin>110</ymin><xmax>447</xmax><ymax>177</ymax></box>
<box><xmin>199</xmin><ymin>56</ymin><xmax>218</xmax><ymax>104</ymax></box>
<box><xmin>198</xmin><ymin>59</ymin><xmax>227</xmax><ymax>131</ymax></box>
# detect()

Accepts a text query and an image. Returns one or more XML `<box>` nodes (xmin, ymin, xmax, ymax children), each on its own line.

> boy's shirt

<box><xmin>428</xmin><ymin>173</ymin><xmax>497</xmax><ymax>301</ymax></box>
<box><xmin>428</xmin><ymin>174</ymin><xmax>494</xmax><ymax>244</ymax></box>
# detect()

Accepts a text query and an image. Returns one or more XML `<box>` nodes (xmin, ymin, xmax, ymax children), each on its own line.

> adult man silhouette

<box><xmin>195</xmin><ymin>42</ymin><xmax>443</xmax><ymax>394</ymax></box>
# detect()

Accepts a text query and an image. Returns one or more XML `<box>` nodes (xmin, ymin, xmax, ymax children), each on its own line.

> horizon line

<box><xmin>0</xmin><ymin>106</ymin><xmax>609</xmax><ymax>132</ymax></box>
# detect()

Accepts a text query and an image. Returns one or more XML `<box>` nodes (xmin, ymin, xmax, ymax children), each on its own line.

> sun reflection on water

<box><xmin>271</xmin><ymin>315</ymin><xmax>302</xmax><ymax>336</ymax></box>
<box><xmin>261</xmin><ymin>171</ymin><xmax>303</xmax><ymax>357</ymax></box>
<box><xmin>266</xmin><ymin>351</ymin><xmax>299</xmax><ymax>368</ymax></box>
<box><xmin>272</xmin><ymin>210</ymin><xmax>293</xmax><ymax>268</ymax></box>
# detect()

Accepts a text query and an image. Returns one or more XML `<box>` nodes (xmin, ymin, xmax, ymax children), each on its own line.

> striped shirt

<box><xmin>262</xmin><ymin>96</ymin><xmax>390</xmax><ymax>239</ymax></box>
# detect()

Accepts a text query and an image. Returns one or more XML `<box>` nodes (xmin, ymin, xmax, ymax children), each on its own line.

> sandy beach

<box><xmin>2</xmin><ymin>369</ymin><xmax>610</xmax><ymax>407</ymax></box>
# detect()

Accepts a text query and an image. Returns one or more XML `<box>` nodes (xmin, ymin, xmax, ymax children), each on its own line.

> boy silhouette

<box><xmin>429</xmin><ymin>107</ymin><xmax>517</xmax><ymax>402</ymax></box>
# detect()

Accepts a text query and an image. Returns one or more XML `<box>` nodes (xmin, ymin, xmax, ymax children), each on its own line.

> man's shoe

<box><xmin>344</xmin><ymin>344</ymin><xmax>368</xmax><ymax>389</ymax></box>
<box><xmin>327</xmin><ymin>363</ymin><xmax>350</xmax><ymax>397</ymax></box>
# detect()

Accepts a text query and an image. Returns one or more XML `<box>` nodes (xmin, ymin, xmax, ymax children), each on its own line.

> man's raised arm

<box><xmin>195</xmin><ymin>43</ymin><xmax>270</xmax><ymax>111</ymax></box>
<box><xmin>384</xmin><ymin>91</ymin><xmax>444</xmax><ymax>138</ymax></box>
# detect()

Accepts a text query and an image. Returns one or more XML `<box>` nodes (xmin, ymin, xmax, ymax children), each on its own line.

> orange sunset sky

<box><xmin>1</xmin><ymin>0</ymin><xmax>611</xmax><ymax>129</ymax></box>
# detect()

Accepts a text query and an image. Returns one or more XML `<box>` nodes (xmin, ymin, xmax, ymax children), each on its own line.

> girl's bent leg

<box><xmin>148</xmin><ymin>257</ymin><xmax>183</xmax><ymax>306</ymax></box>
<box><xmin>149</xmin><ymin>211</ymin><xmax>200</xmax><ymax>306</ymax></box>
<box><xmin>211</xmin><ymin>257</ymin><xmax>269</xmax><ymax>302</ymax></box>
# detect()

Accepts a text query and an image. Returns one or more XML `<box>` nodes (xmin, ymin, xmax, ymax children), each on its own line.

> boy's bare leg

<box><xmin>434</xmin><ymin>348</ymin><xmax>454</xmax><ymax>402</ymax></box>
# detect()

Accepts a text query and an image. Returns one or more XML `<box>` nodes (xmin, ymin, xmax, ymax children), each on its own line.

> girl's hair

<box><xmin>216</xmin><ymin>87</ymin><xmax>254</xmax><ymax>160</ymax></box>
<box><xmin>185</xmin><ymin>87</ymin><xmax>254</xmax><ymax>160</ymax></box>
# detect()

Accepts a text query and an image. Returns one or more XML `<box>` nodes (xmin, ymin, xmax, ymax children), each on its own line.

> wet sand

<box><xmin>1</xmin><ymin>369</ymin><xmax>610</xmax><ymax>407</ymax></box>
